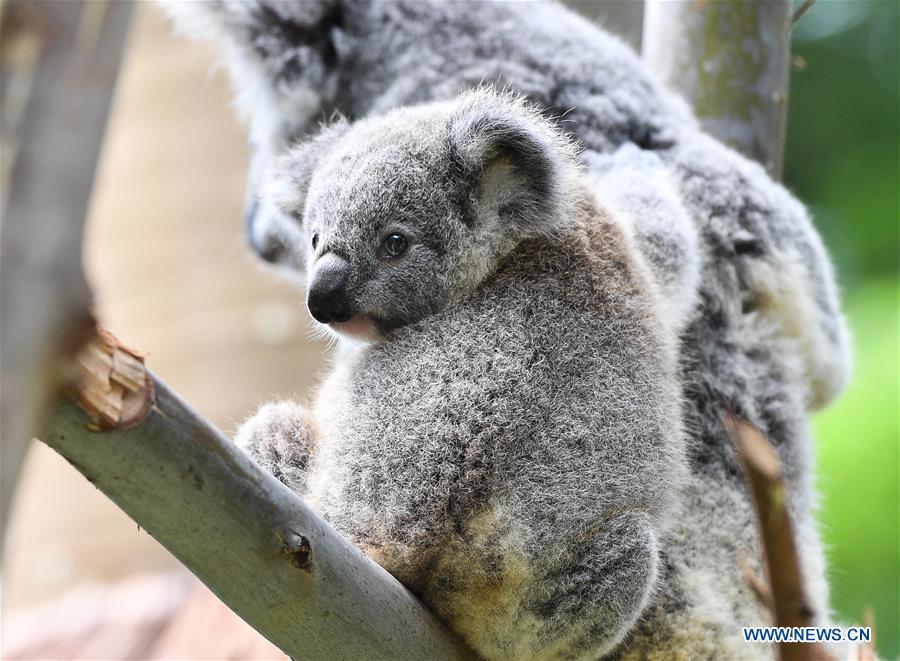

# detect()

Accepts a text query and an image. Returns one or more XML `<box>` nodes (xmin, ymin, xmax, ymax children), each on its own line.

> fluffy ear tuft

<box><xmin>447</xmin><ymin>90</ymin><xmax>581</xmax><ymax>235</ymax></box>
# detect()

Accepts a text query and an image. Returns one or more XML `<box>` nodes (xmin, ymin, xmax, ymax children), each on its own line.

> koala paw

<box><xmin>234</xmin><ymin>401</ymin><xmax>317</xmax><ymax>495</ymax></box>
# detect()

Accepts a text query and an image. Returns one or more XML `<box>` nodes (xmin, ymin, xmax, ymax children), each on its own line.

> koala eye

<box><xmin>311</xmin><ymin>232</ymin><xmax>319</xmax><ymax>250</ymax></box>
<box><xmin>382</xmin><ymin>233</ymin><xmax>408</xmax><ymax>258</ymax></box>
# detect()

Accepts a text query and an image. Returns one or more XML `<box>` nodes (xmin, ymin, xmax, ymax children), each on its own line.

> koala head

<box><xmin>253</xmin><ymin>90</ymin><xmax>581</xmax><ymax>343</ymax></box>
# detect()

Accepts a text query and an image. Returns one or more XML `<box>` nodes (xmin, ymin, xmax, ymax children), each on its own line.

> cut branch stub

<box><xmin>73</xmin><ymin>328</ymin><xmax>155</xmax><ymax>430</ymax></box>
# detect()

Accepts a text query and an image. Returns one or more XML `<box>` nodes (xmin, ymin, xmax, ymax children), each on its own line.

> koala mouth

<box><xmin>327</xmin><ymin>314</ymin><xmax>379</xmax><ymax>343</ymax></box>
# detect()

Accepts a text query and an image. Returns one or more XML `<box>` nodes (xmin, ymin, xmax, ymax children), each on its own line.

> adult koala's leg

<box><xmin>233</xmin><ymin>401</ymin><xmax>317</xmax><ymax>496</ymax></box>
<box><xmin>520</xmin><ymin>512</ymin><xmax>659</xmax><ymax>659</ymax></box>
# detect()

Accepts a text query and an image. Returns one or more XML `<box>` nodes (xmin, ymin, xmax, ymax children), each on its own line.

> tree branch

<box><xmin>39</xmin><ymin>330</ymin><xmax>473</xmax><ymax>661</ymax></box>
<box><xmin>791</xmin><ymin>1</ymin><xmax>817</xmax><ymax>27</ymax></box>
<box><xmin>642</xmin><ymin>0</ymin><xmax>791</xmax><ymax>176</ymax></box>
<box><xmin>725</xmin><ymin>416</ymin><xmax>832</xmax><ymax>661</ymax></box>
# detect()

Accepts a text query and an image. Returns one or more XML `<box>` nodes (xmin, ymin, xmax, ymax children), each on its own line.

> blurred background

<box><xmin>2</xmin><ymin>1</ymin><xmax>897</xmax><ymax>658</ymax></box>
<box><xmin>787</xmin><ymin>2</ymin><xmax>899</xmax><ymax>655</ymax></box>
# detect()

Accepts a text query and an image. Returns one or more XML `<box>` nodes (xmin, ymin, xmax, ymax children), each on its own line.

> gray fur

<box><xmin>238</xmin><ymin>90</ymin><xmax>692</xmax><ymax>659</ymax></box>
<box><xmin>167</xmin><ymin>1</ymin><xmax>854</xmax><ymax>657</ymax></box>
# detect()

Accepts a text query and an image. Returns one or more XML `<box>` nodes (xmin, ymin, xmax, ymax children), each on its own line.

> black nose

<box><xmin>307</xmin><ymin>254</ymin><xmax>353</xmax><ymax>324</ymax></box>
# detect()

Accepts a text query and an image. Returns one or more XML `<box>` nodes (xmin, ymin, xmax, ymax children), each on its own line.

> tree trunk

<box><xmin>642</xmin><ymin>0</ymin><xmax>791</xmax><ymax>177</ymax></box>
<box><xmin>0</xmin><ymin>0</ymin><xmax>133</xmax><ymax>549</ymax></box>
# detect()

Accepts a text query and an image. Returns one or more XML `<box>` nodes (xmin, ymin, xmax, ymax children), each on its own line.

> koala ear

<box><xmin>447</xmin><ymin>93</ymin><xmax>578</xmax><ymax>234</ymax></box>
<box><xmin>262</xmin><ymin>118</ymin><xmax>350</xmax><ymax>221</ymax></box>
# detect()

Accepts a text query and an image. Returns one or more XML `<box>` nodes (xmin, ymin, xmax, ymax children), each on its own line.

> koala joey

<box><xmin>235</xmin><ymin>90</ymin><xmax>699</xmax><ymax>660</ymax></box>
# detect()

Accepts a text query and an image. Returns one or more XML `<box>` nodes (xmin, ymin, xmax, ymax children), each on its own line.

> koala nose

<box><xmin>307</xmin><ymin>253</ymin><xmax>353</xmax><ymax>324</ymax></box>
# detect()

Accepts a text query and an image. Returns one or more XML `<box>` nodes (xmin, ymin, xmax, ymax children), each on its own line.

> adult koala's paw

<box><xmin>234</xmin><ymin>401</ymin><xmax>317</xmax><ymax>495</ymax></box>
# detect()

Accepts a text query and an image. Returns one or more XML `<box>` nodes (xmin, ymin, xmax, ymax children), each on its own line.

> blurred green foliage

<box><xmin>785</xmin><ymin>1</ymin><xmax>899</xmax><ymax>656</ymax></box>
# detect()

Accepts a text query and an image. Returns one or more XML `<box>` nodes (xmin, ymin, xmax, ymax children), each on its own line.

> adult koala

<box><xmin>164</xmin><ymin>1</ymin><xmax>852</xmax><ymax>657</ymax></box>
<box><xmin>236</xmin><ymin>89</ymin><xmax>699</xmax><ymax>660</ymax></box>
